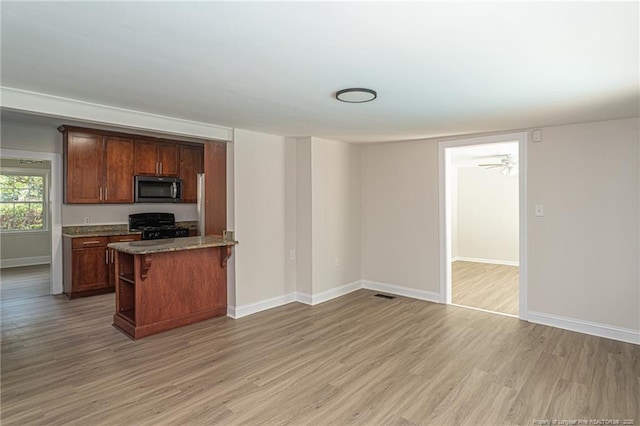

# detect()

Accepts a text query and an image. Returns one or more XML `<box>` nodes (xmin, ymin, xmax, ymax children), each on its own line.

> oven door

<box><xmin>135</xmin><ymin>176</ymin><xmax>183</xmax><ymax>203</ymax></box>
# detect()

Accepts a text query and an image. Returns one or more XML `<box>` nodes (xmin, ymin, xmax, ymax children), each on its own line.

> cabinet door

<box><xmin>72</xmin><ymin>247</ymin><xmax>109</xmax><ymax>291</ymax></box>
<box><xmin>135</xmin><ymin>140</ymin><xmax>159</xmax><ymax>176</ymax></box>
<box><xmin>65</xmin><ymin>132</ymin><xmax>104</xmax><ymax>203</ymax></box>
<box><xmin>159</xmin><ymin>143</ymin><xmax>179</xmax><ymax>177</ymax></box>
<box><xmin>104</xmin><ymin>137</ymin><xmax>135</xmax><ymax>203</ymax></box>
<box><xmin>179</xmin><ymin>144</ymin><xmax>204</xmax><ymax>203</ymax></box>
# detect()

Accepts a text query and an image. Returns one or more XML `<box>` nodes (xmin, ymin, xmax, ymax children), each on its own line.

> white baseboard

<box><xmin>227</xmin><ymin>292</ymin><xmax>297</xmax><ymax>319</ymax></box>
<box><xmin>296</xmin><ymin>291</ymin><xmax>313</xmax><ymax>305</ymax></box>
<box><xmin>362</xmin><ymin>280</ymin><xmax>441</xmax><ymax>303</ymax></box>
<box><xmin>0</xmin><ymin>256</ymin><xmax>50</xmax><ymax>269</ymax></box>
<box><xmin>298</xmin><ymin>280</ymin><xmax>362</xmax><ymax>306</ymax></box>
<box><xmin>453</xmin><ymin>256</ymin><xmax>519</xmax><ymax>267</ymax></box>
<box><xmin>527</xmin><ymin>310</ymin><xmax>640</xmax><ymax>345</ymax></box>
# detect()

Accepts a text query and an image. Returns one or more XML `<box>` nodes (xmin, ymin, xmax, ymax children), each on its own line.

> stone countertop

<box><xmin>108</xmin><ymin>235</ymin><xmax>238</xmax><ymax>255</ymax></box>
<box><xmin>62</xmin><ymin>221</ymin><xmax>198</xmax><ymax>238</ymax></box>
<box><xmin>62</xmin><ymin>225</ymin><xmax>140</xmax><ymax>238</ymax></box>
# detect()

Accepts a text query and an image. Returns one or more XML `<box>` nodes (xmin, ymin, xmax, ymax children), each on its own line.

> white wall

<box><xmin>311</xmin><ymin>137</ymin><xmax>361</xmax><ymax>293</ymax></box>
<box><xmin>62</xmin><ymin>204</ymin><xmax>197</xmax><ymax>225</ymax></box>
<box><xmin>451</xmin><ymin>167</ymin><xmax>458</xmax><ymax>258</ymax></box>
<box><xmin>295</xmin><ymin>138</ymin><xmax>313</xmax><ymax>296</ymax></box>
<box><xmin>527</xmin><ymin>118</ymin><xmax>639</xmax><ymax>330</ymax></box>
<box><xmin>361</xmin><ymin>140</ymin><xmax>440</xmax><ymax>293</ymax></box>
<box><xmin>455</xmin><ymin>167</ymin><xmax>519</xmax><ymax>263</ymax></box>
<box><xmin>361</xmin><ymin>117</ymin><xmax>639</xmax><ymax>335</ymax></box>
<box><xmin>1</xmin><ymin>120</ymin><xmax>62</xmax><ymax>153</ymax></box>
<box><xmin>232</xmin><ymin>129</ymin><xmax>289</xmax><ymax>307</ymax></box>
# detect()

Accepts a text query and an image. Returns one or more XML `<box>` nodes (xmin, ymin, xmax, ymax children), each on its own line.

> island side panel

<box><xmin>133</xmin><ymin>247</ymin><xmax>227</xmax><ymax>338</ymax></box>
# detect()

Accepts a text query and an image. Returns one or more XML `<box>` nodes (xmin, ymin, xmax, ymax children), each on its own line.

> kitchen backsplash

<box><xmin>61</xmin><ymin>203</ymin><xmax>198</xmax><ymax>226</ymax></box>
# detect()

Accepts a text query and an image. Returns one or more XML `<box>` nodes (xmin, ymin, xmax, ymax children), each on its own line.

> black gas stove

<box><xmin>129</xmin><ymin>213</ymin><xmax>190</xmax><ymax>240</ymax></box>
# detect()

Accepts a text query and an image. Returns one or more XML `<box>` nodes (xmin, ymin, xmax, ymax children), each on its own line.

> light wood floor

<box><xmin>452</xmin><ymin>261</ymin><xmax>519</xmax><ymax>316</ymax></box>
<box><xmin>0</xmin><ymin>264</ymin><xmax>50</xmax><ymax>301</ymax></box>
<box><xmin>2</xmin><ymin>288</ymin><xmax>638</xmax><ymax>425</ymax></box>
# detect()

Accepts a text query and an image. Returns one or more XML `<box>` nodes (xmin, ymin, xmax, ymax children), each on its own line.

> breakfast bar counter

<box><xmin>108</xmin><ymin>235</ymin><xmax>236</xmax><ymax>255</ymax></box>
<box><xmin>108</xmin><ymin>236</ymin><xmax>237</xmax><ymax>339</ymax></box>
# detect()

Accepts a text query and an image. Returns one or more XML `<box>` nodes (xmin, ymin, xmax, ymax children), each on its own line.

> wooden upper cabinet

<box><xmin>65</xmin><ymin>132</ymin><xmax>104</xmax><ymax>204</ymax></box>
<box><xmin>104</xmin><ymin>137</ymin><xmax>135</xmax><ymax>203</ymax></box>
<box><xmin>61</xmin><ymin>126</ymin><xmax>192</xmax><ymax>204</ymax></box>
<box><xmin>159</xmin><ymin>143</ymin><xmax>179</xmax><ymax>177</ymax></box>
<box><xmin>62</xmin><ymin>128</ymin><xmax>135</xmax><ymax>204</ymax></box>
<box><xmin>179</xmin><ymin>144</ymin><xmax>204</xmax><ymax>203</ymax></box>
<box><xmin>135</xmin><ymin>141</ymin><xmax>179</xmax><ymax>177</ymax></box>
<box><xmin>134</xmin><ymin>140</ymin><xmax>158</xmax><ymax>176</ymax></box>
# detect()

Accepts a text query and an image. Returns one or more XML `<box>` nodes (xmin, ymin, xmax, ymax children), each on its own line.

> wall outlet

<box><xmin>535</xmin><ymin>204</ymin><xmax>544</xmax><ymax>217</ymax></box>
<box><xmin>334</xmin><ymin>258</ymin><xmax>340</xmax><ymax>268</ymax></box>
<box><xmin>289</xmin><ymin>250</ymin><xmax>296</xmax><ymax>261</ymax></box>
<box><xmin>83</xmin><ymin>217</ymin><xmax>90</xmax><ymax>224</ymax></box>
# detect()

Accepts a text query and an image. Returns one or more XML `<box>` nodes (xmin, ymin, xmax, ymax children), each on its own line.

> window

<box><xmin>0</xmin><ymin>172</ymin><xmax>48</xmax><ymax>231</ymax></box>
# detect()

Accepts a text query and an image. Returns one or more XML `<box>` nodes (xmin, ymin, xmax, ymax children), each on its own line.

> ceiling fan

<box><xmin>478</xmin><ymin>154</ymin><xmax>518</xmax><ymax>176</ymax></box>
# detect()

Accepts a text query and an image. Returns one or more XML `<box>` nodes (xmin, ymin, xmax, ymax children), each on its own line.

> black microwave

<box><xmin>134</xmin><ymin>176</ymin><xmax>183</xmax><ymax>203</ymax></box>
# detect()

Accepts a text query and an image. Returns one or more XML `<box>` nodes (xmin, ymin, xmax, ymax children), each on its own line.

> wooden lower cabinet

<box><xmin>113</xmin><ymin>246</ymin><xmax>227</xmax><ymax>339</ymax></box>
<box><xmin>63</xmin><ymin>234</ymin><xmax>140</xmax><ymax>299</ymax></box>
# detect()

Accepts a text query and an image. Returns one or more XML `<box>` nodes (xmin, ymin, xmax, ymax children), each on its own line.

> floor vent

<box><xmin>374</xmin><ymin>293</ymin><xmax>396</xmax><ymax>299</ymax></box>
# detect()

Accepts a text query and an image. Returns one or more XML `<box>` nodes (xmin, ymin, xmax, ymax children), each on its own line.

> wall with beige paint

<box><xmin>295</xmin><ymin>138</ymin><xmax>313</xmax><ymax>296</ymax></box>
<box><xmin>527</xmin><ymin>118</ymin><xmax>639</xmax><ymax>330</ymax></box>
<box><xmin>361</xmin><ymin>117</ymin><xmax>639</xmax><ymax>332</ymax></box>
<box><xmin>232</xmin><ymin>133</ymin><xmax>361</xmax><ymax>307</ymax></box>
<box><xmin>232</xmin><ymin>129</ymin><xmax>290</xmax><ymax>307</ymax></box>
<box><xmin>361</xmin><ymin>140</ymin><xmax>440</xmax><ymax>293</ymax></box>
<box><xmin>310</xmin><ymin>137</ymin><xmax>361</xmax><ymax>293</ymax></box>
<box><xmin>454</xmin><ymin>166</ymin><xmax>519</xmax><ymax>263</ymax></box>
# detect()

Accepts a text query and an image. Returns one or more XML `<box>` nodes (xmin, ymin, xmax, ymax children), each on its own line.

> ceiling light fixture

<box><xmin>479</xmin><ymin>154</ymin><xmax>518</xmax><ymax>177</ymax></box>
<box><xmin>336</xmin><ymin>88</ymin><xmax>377</xmax><ymax>103</ymax></box>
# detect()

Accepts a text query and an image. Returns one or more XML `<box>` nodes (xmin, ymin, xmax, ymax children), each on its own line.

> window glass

<box><xmin>0</xmin><ymin>174</ymin><xmax>47</xmax><ymax>231</ymax></box>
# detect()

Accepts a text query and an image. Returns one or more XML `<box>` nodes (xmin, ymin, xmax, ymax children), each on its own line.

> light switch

<box><xmin>535</xmin><ymin>204</ymin><xmax>544</xmax><ymax>217</ymax></box>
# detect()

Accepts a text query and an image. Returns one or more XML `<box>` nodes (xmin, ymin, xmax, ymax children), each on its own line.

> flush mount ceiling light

<box><xmin>335</xmin><ymin>88</ymin><xmax>377</xmax><ymax>103</ymax></box>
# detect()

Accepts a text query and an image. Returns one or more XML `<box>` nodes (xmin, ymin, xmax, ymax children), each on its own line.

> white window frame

<box><xmin>0</xmin><ymin>167</ymin><xmax>50</xmax><ymax>234</ymax></box>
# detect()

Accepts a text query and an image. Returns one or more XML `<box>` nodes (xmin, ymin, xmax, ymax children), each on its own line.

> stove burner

<box><xmin>129</xmin><ymin>213</ymin><xmax>190</xmax><ymax>240</ymax></box>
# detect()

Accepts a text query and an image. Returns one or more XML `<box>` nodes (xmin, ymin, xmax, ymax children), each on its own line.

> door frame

<box><xmin>1</xmin><ymin>148</ymin><xmax>63</xmax><ymax>295</ymax></box>
<box><xmin>438</xmin><ymin>132</ymin><xmax>528</xmax><ymax>320</ymax></box>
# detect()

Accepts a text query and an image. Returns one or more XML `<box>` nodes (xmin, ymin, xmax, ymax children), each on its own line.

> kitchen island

<box><xmin>108</xmin><ymin>236</ymin><xmax>237</xmax><ymax>339</ymax></box>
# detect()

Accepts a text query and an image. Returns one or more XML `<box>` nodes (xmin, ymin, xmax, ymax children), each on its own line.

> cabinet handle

<box><xmin>99</xmin><ymin>187</ymin><xmax>103</xmax><ymax>201</ymax></box>
<box><xmin>82</xmin><ymin>240</ymin><xmax>102</xmax><ymax>245</ymax></box>
<box><xmin>105</xmin><ymin>249</ymin><xmax>109</xmax><ymax>264</ymax></box>
<box><xmin>105</xmin><ymin>187</ymin><xmax>108</xmax><ymax>201</ymax></box>
<box><xmin>110</xmin><ymin>249</ymin><xmax>114</xmax><ymax>263</ymax></box>
<box><xmin>119</xmin><ymin>238</ymin><xmax>135</xmax><ymax>242</ymax></box>
<box><xmin>156</xmin><ymin>162</ymin><xmax>159</xmax><ymax>175</ymax></box>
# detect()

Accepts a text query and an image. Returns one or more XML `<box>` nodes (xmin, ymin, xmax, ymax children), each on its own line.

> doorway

<box><xmin>0</xmin><ymin>148</ymin><xmax>63</xmax><ymax>296</ymax></box>
<box><xmin>0</xmin><ymin>156</ymin><xmax>52</xmax><ymax>300</ymax></box>
<box><xmin>438</xmin><ymin>133</ymin><xmax>528</xmax><ymax>319</ymax></box>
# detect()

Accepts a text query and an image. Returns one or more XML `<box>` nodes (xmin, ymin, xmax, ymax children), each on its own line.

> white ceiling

<box><xmin>1</xmin><ymin>2</ymin><xmax>638</xmax><ymax>143</ymax></box>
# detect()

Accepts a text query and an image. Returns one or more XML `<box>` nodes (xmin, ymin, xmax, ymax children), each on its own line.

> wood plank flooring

<box><xmin>0</xmin><ymin>264</ymin><xmax>50</xmax><ymax>301</ymax></box>
<box><xmin>452</xmin><ymin>260</ymin><xmax>519</xmax><ymax>316</ymax></box>
<box><xmin>2</xmin><ymin>287</ymin><xmax>638</xmax><ymax>425</ymax></box>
